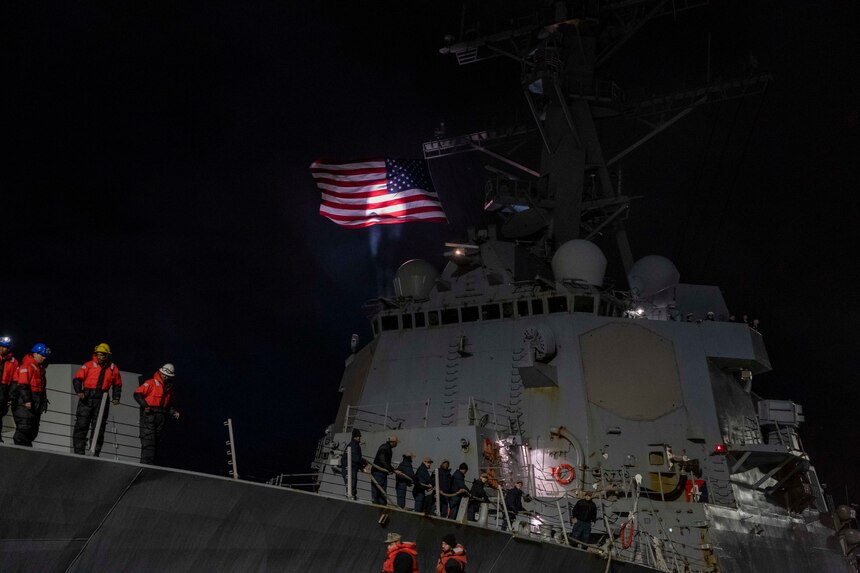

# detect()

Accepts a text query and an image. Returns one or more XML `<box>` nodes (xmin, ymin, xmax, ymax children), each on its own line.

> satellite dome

<box><xmin>627</xmin><ymin>255</ymin><xmax>680</xmax><ymax>300</ymax></box>
<box><xmin>551</xmin><ymin>240</ymin><xmax>607</xmax><ymax>286</ymax></box>
<box><xmin>393</xmin><ymin>259</ymin><xmax>439</xmax><ymax>299</ymax></box>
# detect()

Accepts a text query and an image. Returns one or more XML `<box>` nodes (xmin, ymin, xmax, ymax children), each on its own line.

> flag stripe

<box><xmin>321</xmin><ymin>189</ymin><xmax>439</xmax><ymax>205</ymax></box>
<box><xmin>320</xmin><ymin>198</ymin><xmax>445</xmax><ymax>214</ymax></box>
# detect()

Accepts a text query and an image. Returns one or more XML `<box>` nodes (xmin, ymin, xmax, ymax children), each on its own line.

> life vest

<box><xmin>15</xmin><ymin>353</ymin><xmax>46</xmax><ymax>393</ymax></box>
<box><xmin>1</xmin><ymin>352</ymin><xmax>18</xmax><ymax>385</ymax></box>
<box><xmin>383</xmin><ymin>542</ymin><xmax>419</xmax><ymax>573</ymax></box>
<box><xmin>436</xmin><ymin>544</ymin><xmax>467</xmax><ymax>573</ymax></box>
<box><xmin>134</xmin><ymin>371</ymin><xmax>174</xmax><ymax>408</ymax></box>
<box><xmin>75</xmin><ymin>355</ymin><xmax>123</xmax><ymax>391</ymax></box>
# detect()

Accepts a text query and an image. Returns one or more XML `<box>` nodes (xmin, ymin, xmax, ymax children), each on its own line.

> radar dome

<box><xmin>627</xmin><ymin>255</ymin><xmax>680</xmax><ymax>300</ymax></box>
<box><xmin>551</xmin><ymin>240</ymin><xmax>607</xmax><ymax>286</ymax></box>
<box><xmin>393</xmin><ymin>259</ymin><xmax>439</xmax><ymax>299</ymax></box>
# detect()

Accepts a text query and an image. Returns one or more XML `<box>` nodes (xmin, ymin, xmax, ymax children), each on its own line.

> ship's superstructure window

<box><xmin>461</xmin><ymin>306</ymin><xmax>479</xmax><ymax>322</ymax></box>
<box><xmin>372</xmin><ymin>290</ymin><xmax>605</xmax><ymax>337</ymax></box>
<box><xmin>574</xmin><ymin>295</ymin><xmax>595</xmax><ymax>313</ymax></box>
<box><xmin>548</xmin><ymin>296</ymin><xmax>568</xmax><ymax>313</ymax></box>
<box><xmin>649</xmin><ymin>451</ymin><xmax>665</xmax><ymax>465</ymax></box>
<box><xmin>482</xmin><ymin>304</ymin><xmax>501</xmax><ymax>320</ymax></box>
<box><xmin>381</xmin><ymin>315</ymin><xmax>399</xmax><ymax>331</ymax></box>
<box><xmin>441</xmin><ymin>308</ymin><xmax>459</xmax><ymax>325</ymax></box>
<box><xmin>517</xmin><ymin>300</ymin><xmax>529</xmax><ymax>317</ymax></box>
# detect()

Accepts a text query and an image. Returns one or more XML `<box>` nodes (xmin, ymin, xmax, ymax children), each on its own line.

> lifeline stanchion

<box><xmin>89</xmin><ymin>393</ymin><xmax>109</xmax><ymax>455</ymax></box>
<box><xmin>224</xmin><ymin>418</ymin><xmax>239</xmax><ymax>479</ymax></box>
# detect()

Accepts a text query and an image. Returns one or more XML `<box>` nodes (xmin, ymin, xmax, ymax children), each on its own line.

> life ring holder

<box><xmin>620</xmin><ymin>520</ymin><xmax>635</xmax><ymax>549</ymax></box>
<box><xmin>552</xmin><ymin>463</ymin><xmax>575</xmax><ymax>485</ymax></box>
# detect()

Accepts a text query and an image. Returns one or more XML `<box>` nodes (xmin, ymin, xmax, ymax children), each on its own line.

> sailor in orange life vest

<box><xmin>12</xmin><ymin>343</ymin><xmax>51</xmax><ymax>446</ymax></box>
<box><xmin>436</xmin><ymin>534</ymin><xmax>467</xmax><ymax>573</ymax></box>
<box><xmin>133</xmin><ymin>363</ymin><xmax>180</xmax><ymax>465</ymax></box>
<box><xmin>382</xmin><ymin>532</ymin><xmax>419</xmax><ymax>573</ymax></box>
<box><xmin>0</xmin><ymin>336</ymin><xmax>19</xmax><ymax>443</ymax></box>
<box><xmin>72</xmin><ymin>342</ymin><xmax>123</xmax><ymax>456</ymax></box>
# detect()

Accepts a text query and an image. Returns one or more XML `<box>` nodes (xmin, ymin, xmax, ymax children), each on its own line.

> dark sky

<box><xmin>3</xmin><ymin>1</ymin><xmax>858</xmax><ymax>500</ymax></box>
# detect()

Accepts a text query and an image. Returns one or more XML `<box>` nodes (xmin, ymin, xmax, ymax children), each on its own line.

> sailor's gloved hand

<box><xmin>24</xmin><ymin>401</ymin><xmax>32</xmax><ymax>410</ymax></box>
<box><xmin>144</xmin><ymin>407</ymin><xmax>151</xmax><ymax>415</ymax></box>
<box><xmin>77</xmin><ymin>392</ymin><xmax>85</xmax><ymax>400</ymax></box>
<box><xmin>172</xmin><ymin>411</ymin><xmax>180</xmax><ymax>420</ymax></box>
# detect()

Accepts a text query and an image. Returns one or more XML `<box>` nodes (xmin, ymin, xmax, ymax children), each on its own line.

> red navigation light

<box><xmin>714</xmin><ymin>443</ymin><xmax>727</xmax><ymax>455</ymax></box>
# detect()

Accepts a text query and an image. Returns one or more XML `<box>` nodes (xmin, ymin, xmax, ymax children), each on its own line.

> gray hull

<box><xmin>0</xmin><ymin>446</ymin><xmax>653</xmax><ymax>572</ymax></box>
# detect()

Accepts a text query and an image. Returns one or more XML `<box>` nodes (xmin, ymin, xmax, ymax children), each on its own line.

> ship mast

<box><xmin>428</xmin><ymin>1</ymin><xmax>770</xmax><ymax>282</ymax></box>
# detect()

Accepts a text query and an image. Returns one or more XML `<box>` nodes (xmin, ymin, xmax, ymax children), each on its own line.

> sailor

<box><xmin>448</xmin><ymin>463</ymin><xmax>468</xmax><ymax>519</ymax></box>
<box><xmin>395</xmin><ymin>451</ymin><xmax>416</xmax><ymax>509</ymax></box>
<box><xmin>436</xmin><ymin>533</ymin><xmax>467</xmax><ymax>573</ymax></box>
<box><xmin>72</xmin><ymin>343</ymin><xmax>123</xmax><ymax>456</ymax></box>
<box><xmin>751</xmin><ymin>318</ymin><xmax>761</xmax><ymax>332</ymax></box>
<box><xmin>685</xmin><ymin>313</ymin><xmax>694</xmax><ymax>322</ymax></box>
<box><xmin>569</xmin><ymin>492</ymin><xmax>598</xmax><ymax>546</ymax></box>
<box><xmin>371</xmin><ymin>435</ymin><xmax>398</xmax><ymax>505</ymax></box>
<box><xmin>382</xmin><ymin>532</ymin><xmax>419</xmax><ymax>573</ymax></box>
<box><xmin>705</xmin><ymin>311</ymin><xmax>715</xmax><ymax>321</ymax></box>
<box><xmin>134</xmin><ymin>363</ymin><xmax>180</xmax><ymax>465</ymax></box>
<box><xmin>502</xmin><ymin>480</ymin><xmax>526</xmax><ymax>531</ymax></box>
<box><xmin>467</xmin><ymin>473</ymin><xmax>490</xmax><ymax>521</ymax></box>
<box><xmin>413</xmin><ymin>456</ymin><xmax>434</xmax><ymax>513</ymax></box>
<box><xmin>0</xmin><ymin>336</ymin><xmax>19</xmax><ymax>442</ymax></box>
<box><xmin>437</xmin><ymin>460</ymin><xmax>453</xmax><ymax>518</ymax></box>
<box><xmin>340</xmin><ymin>428</ymin><xmax>365</xmax><ymax>499</ymax></box>
<box><xmin>12</xmin><ymin>343</ymin><xmax>51</xmax><ymax>447</ymax></box>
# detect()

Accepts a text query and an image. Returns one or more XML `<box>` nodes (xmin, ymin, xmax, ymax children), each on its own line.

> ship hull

<box><xmin>0</xmin><ymin>446</ymin><xmax>654</xmax><ymax>572</ymax></box>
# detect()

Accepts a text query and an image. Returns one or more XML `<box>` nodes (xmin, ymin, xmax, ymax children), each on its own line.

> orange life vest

<box><xmin>436</xmin><ymin>544</ymin><xmax>467</xmax><ymax>573</ymax></box>
<box><xmin>1</xmin><ymin>352</ymin><xmax>18</xmax><ymax>385</ymax></box>
<box><xmin>74</xmin><ymin>355</ymin><xmax>123</xmax><ymax>391</ymax></box>
<box><xmin>383</xmin><ymin>542</ymin><xmax>419</xmax><ymax>573</ymax></box>
<box><xmin>134</xmin><ymin>371</ymin><xmax>174</xmax><ymax>408</ymax></box>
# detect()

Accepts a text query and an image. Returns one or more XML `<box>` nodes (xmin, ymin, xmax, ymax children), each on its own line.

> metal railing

<box><xmin>1</xmin><ymin>386</ymin><xmax>145</xmax><ymax>462</ymax></box>
<box><xmin>343</xmin><ymin>399</ymin><xmax>431</xmax><ymax>433</ymax></box>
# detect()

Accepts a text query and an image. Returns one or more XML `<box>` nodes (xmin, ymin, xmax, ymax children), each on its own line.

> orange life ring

<box><xmin>552</xmin><ymin>463</ymin><xmax>575</xmax><ymax>485</ymax></box>
<box><xmin>620</xmin><ymin>520</ymin><xmax>635</xmax><ymax>549</ymax></box>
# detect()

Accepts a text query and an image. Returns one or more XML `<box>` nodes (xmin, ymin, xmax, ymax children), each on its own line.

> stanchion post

<box><xmin>224</xmin><ymin>418</ymin><xmax>239</xmax><ymax>479</ymax></box>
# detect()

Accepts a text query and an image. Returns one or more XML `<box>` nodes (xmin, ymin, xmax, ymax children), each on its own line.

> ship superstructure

<box><xmin>310</xmin><ymin>3</ymin><xmax>858</xmax><ymax>572</ymax></box>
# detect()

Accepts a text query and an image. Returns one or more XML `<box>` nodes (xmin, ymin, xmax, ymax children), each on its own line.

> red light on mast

<box><xmin>714</xmin><ymin>443</ymin><xmax>727</xmax><ymax>454</ymax></box>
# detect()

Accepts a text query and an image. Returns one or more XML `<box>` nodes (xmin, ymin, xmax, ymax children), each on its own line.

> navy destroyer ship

<box><xmin>308</xmin><ymin>1</ymin><xmax>859</xmax><ymax>572</ymax></box>
<box><xmin>1</xmin><ymin>2</ymin><xmax>857</xmax><ymax>572</ymax></box>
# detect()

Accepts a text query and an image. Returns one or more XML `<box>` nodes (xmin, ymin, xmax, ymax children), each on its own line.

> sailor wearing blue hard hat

<box><xmin>12</xmin><ymin>342</ymin><xmax>51</xmax><ymax>446</ymax></box>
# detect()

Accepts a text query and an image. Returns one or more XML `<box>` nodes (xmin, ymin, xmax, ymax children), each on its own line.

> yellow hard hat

<box><xmin>94</xmin><ymin>343</ymin><xmax>112</xmax><ymax>354</ymax></box>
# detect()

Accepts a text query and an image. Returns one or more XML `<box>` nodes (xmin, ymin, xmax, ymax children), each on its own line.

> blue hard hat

<box><xmin>0</xmin><ymin>336</ymin><xmax>12</xmax><ymax>348</ymax></box>
<box><xmin>31</xmin><ymin>343</ymin><xmax>51</xmax><ymax>357</ymax></box>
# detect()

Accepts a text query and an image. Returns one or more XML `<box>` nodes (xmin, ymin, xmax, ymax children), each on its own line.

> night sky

<box><xmin>3</xmin><ymin>1</ymin><xmax>858</xmax><ymax>501</ymax></box>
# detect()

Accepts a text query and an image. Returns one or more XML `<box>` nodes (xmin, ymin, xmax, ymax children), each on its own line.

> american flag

<box><xmin>309</xmin><ymin>158</ymin><xmax>448</xmax><ymax>228</ymax></box>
